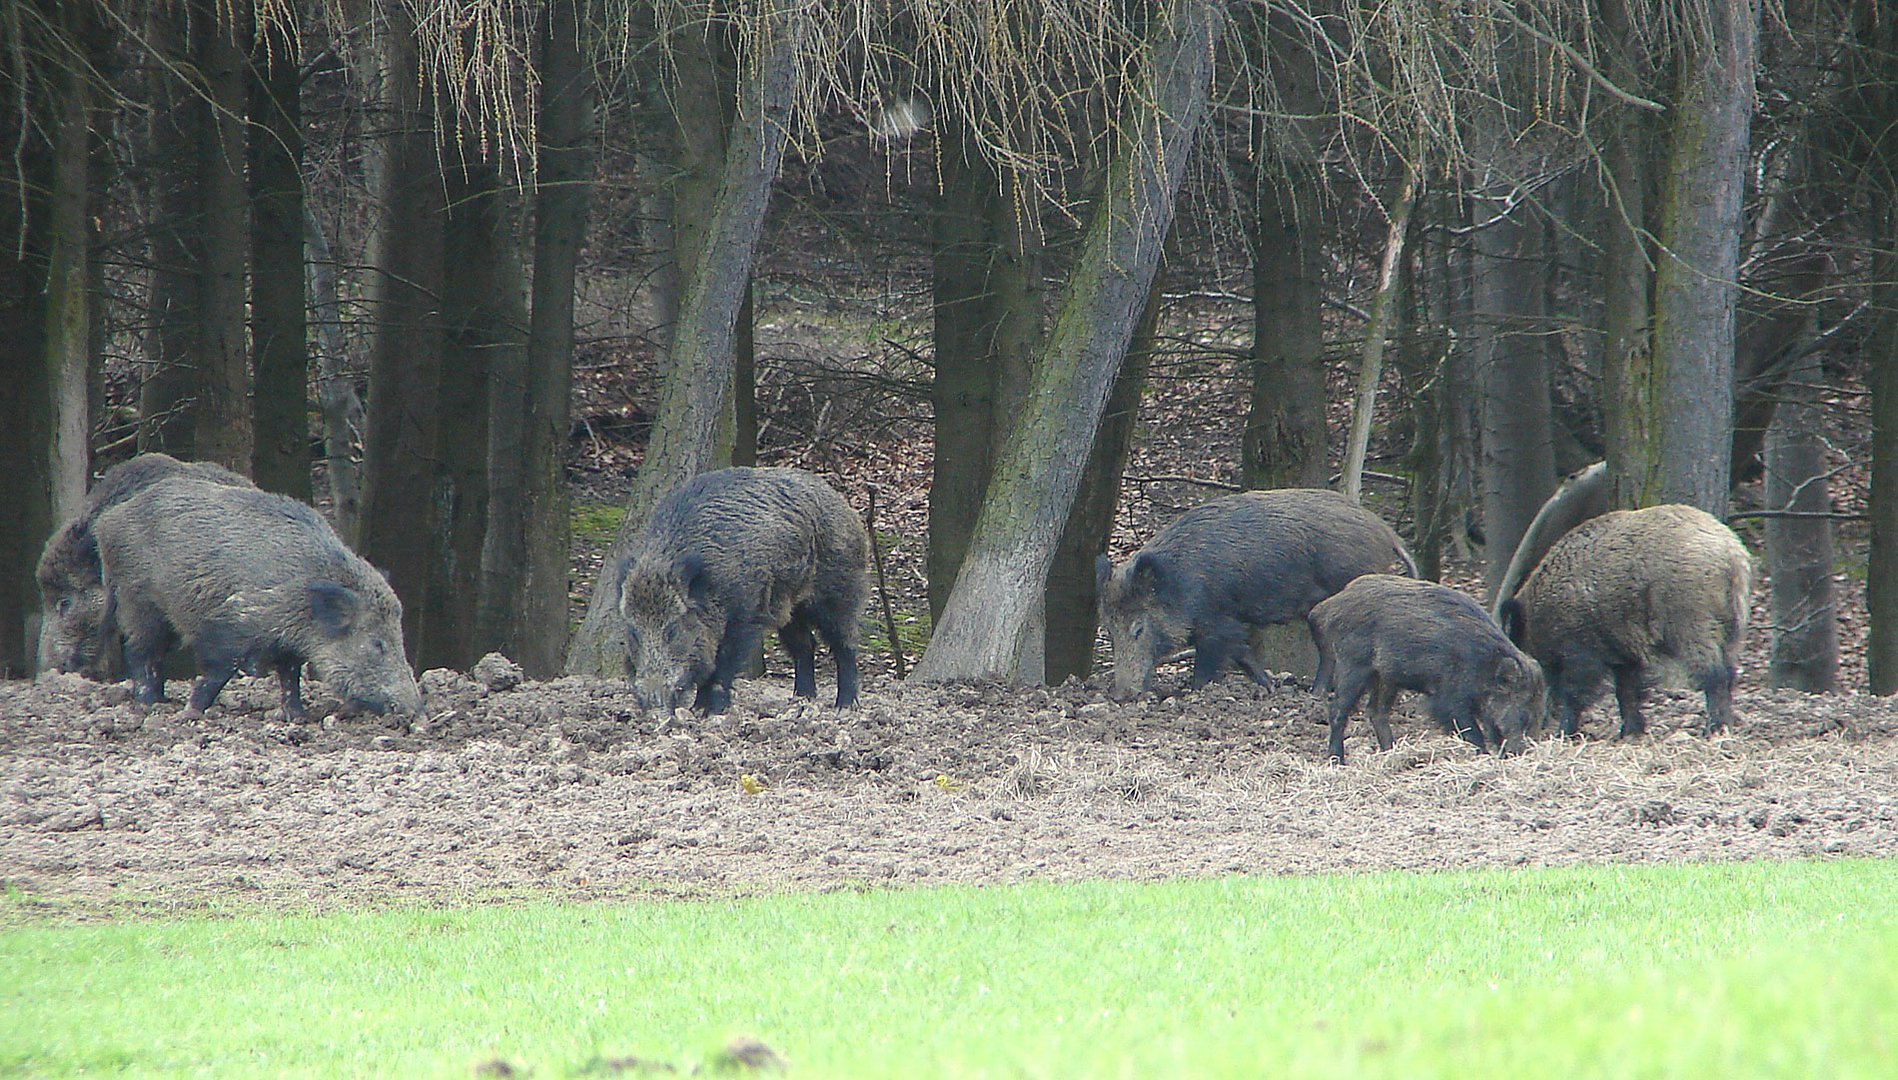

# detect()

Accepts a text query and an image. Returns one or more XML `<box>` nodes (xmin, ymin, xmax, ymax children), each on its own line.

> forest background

<box><xmin>2</xmin><ymin>0</ymin><xmax>1895</xmax><ymax>698</ymax></box>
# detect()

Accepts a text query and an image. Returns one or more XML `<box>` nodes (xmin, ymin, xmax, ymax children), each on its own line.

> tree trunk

<box><xmin>140</xmin><ymin>5</ymin><xmax>202</xmax><ymax>458</ymax></box>
<box><xmin>1649</xmin><ymin>0</ymin><xmax>1758</xmax><ymax>517</ymax></box>
<box><xmin>1242</xmin><ymin>177</ymin><xmax>1328</xmax><ymax>490</ymax></box>
<box><xmin>305</xmin><ymin>210</ymin><xmax>365</xmax><ymax>541</ymax></box>
<box><xmin>1764</xmin><ymin>349</ymin><xmax>1836</xmax><ymax>692</ymax></box>
<box><xmin>1341</xmin><ymin>161</ymin><xmax>1419</xmax><ymax>504</ymax></box>
<box><xmin>1872</xmin><ymin>292</ymin><xmax>1898</xmax><ymax>695</ymax></box>
<box><xmin>507</xmin><ymin>0</ymin><xmax>594</xmax><ymax>678</ymax></box>
<box><xmin>191</xmin><ymin>0</ymin><xmax>252</xmax><ymax>473</ymax></box>
<box><xmin>1044</xmin><ymin>272</ymin><xmax>1162</xmax><ymax>683</ymax></box>
<box><xmin>358</xmin><ymin>9</ymin><xmax>447</xmax><ymax>662</ymax></box>
<box><xmin>927</xmin><ymin>118</ymin><xmax>1045</xmax><ymax>623</ymax></box>
<box><xmin>911</xmin><ymin>0</ymin><xmax>1224</xmax><ymax>683</ymax></box>
<box><xmin>1596</xmin><ymin>0</ymin><xmax>1660</xmax><ymax>511</ymax></box>
<box><xmin>566</xmin><ymin>8</ymin><xmax>808</xmax><ymax>676</ymax></box>
<box><xmin>0</xmin><ymin>1</ymin><xmax>92</xmax><ymax>673</ymax></box>
<box><xmin>248</xmin><ymin>14</ymin><xmax>309</xmax><ymax>498</ymax></box>
<box><xmin>1475</xmin><ymin>202</ymin><xmax>1556</xmax><ymax>597</ymax></box>
<box><xmin>439</xmin><ymin>152</ymin><xmax>512</xmax><ymax>671</ymax></box>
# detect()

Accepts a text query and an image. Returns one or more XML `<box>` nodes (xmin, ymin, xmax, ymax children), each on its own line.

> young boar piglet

<box><xmin>1499</xmin><ymin>504</ymin><xmax>1751</xmax><ymax>740</ymax></box>
<box><xmin>1096</xmin><ymin>488</ymin><xmax>1415</xmax><ymax>698</ymax></box>
<box><xmin>1308</xmin><ymin>574</ymin><xmax>1545</xmax><ymax>763</ymax></box>
<box><xmin>36</xmin><ymin>453</ymin><xmax>251</xmax><ymax>677</ymax></box>
<box><xmin>619</xmin><ymin>467</ymin><xmax>868</xmax><ymax>714</ymax></box>
<box><xmin>92</xmin><ymin>476</ymin><xmax>422</xmax><ymax>720</ymax></box>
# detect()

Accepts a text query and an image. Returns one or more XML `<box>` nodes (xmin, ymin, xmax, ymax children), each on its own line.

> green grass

<box><xmin>570</xmin><ymin>503</ymin><xmax>627</xmax><ymax>544</ymax></box>
<box><xmin>4</xmin><ymin>860</ymin><xmax>1896</xmax><ymax>1077</ymax></box>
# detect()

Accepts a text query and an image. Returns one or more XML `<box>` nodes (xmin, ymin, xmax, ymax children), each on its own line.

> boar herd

<box><xmin>35</xmin><ymin>454</ymin><xmax>1755</xmax><ymax>765</ymax></box>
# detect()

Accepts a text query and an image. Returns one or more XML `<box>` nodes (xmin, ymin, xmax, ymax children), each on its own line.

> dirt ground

<box><xmin>5</xmin><ymin>657</ymin><xmax>1897</xmax><ymax>915</ymax></box>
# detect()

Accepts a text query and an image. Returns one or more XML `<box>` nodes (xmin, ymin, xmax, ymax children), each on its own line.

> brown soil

<box><xmin>5</xmin><ymin>661</ymin><xmax>1897</xmax><ymax>915</ymax></box>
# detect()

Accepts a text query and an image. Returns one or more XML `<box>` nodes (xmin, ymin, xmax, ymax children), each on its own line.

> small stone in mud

<box><xmin>472</xmin><ymin>653</ymin><xmax>525</xmax><ymax>692</ymax></box>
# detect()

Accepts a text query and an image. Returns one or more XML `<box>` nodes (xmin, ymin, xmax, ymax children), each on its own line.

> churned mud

<box><xmin>4</xmin><ymin>657</ymin><xmax>1897</xmax><ymax>914</ymax></box>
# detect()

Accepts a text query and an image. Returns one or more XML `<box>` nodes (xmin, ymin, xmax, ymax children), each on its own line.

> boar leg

<box><xmin>1366</xmin><ymin>678</ymin><xmax>1399</xmax><ymax>752</ymax></box>
<box><xmin>1326</xmin><ymin>669</ymin><xmax>1373</xmax><ymax>763</ymax></box>
<box><xmin>779</xmin><ymin>616</ymin><xmax>819</xmax><ymax>699</ymax></box>
<box><xmin>274</xmin><ymin>656</ymin><xmax>307</xmax><ymax>721</ymax></box>
<box><xmin>118</xmin><ymin>608</ymin><xmax>174</xmax><ymax>707</ymax></box>
<box><xmin>1190</xmin><ymin>623</ymin><xmax>1246</xmax><ymax>690</ymax></box>
<box><xmin>807</xmin><ymin>602</ymin><xmax>861</xmax><ymax>708</ymax></box>
<box><xmin>1699</xmin><ymin>664</ymin><xmax>1735</xmax><ymax>735</ymax></box>
<box><xmin>181</xmin><ymin>665</ymin><xmax>238</xmax><ymax>721</ymax></box>
<box><xmin>704</xmin><ymin>621</ymin><xmax>769</xmax><ymax>714</ymax></box>
<box><xmin>1611</xmin><ymin>665</ymin><xmax>1647</xmax><ymax>738</ymax></box>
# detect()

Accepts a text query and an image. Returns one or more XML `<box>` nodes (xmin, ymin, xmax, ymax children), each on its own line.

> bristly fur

<box><xmin>618</xmin><ymin>467</ymin><xmax>868</xmax><ymax>714</ymax></box>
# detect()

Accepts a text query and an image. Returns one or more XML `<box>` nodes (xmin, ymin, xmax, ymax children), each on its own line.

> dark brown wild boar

<box><xmin>1096</xmin><ymin>488</ymin><xmax>1414</xmax><ymax>697</ymax></box>
<box><xmin>92</xmin><ymin>476</ymin><xmax>421</xmax><ymax>719</ymax></box>
<box><xmin>1309</xmin><ymin>574</ymin><xmax>1544</xmax><ymax>763</ymax></box>
<box><xmin>619</xmin><ymin>467</ymin><xmax>868</xmax><ymax>713</ymax></box>
<box><xmin>36</xmin><ymin>453</ymin><xmax>251</xmax><ymax>676</ymax></box>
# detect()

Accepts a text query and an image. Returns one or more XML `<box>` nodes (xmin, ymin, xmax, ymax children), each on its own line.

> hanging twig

<box><xmin>865</xmin><ymin>486</ymin><xmax>907</xmax><ymax>678</ymax></box>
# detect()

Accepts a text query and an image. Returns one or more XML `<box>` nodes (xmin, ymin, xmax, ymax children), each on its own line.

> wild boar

<box><xmin>1095</xmin><ymin>488</ymin><xmax>1415</xmax><ymax>697</ymax></box>
<box><xmin>36</xmin><ymin>453</ymin><xmax>252</xmax><ymax>676</ymax></box>
<box><xmin>1309</xmin><ymin>574</ymin><xmax>1545</xmax><ymax>763</ymax></box>
<box><xmin>92</xmin><ymin>475</ymin><xmax>422</xmax><ymax>720</ymax></box>
<box><xmin>1499</xmin><ymin>504</ymin><xmax>1751</xmax><ymax>739</ymax></box>
<box><xmin>618</xmin><ymin>467</ymin><xmax>868</xmax><ymax>713</ymax></box>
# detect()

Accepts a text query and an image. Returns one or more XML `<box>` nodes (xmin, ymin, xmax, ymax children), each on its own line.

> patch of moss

<box><xmin>571</xmin><ymin>503</ymin><xmax>627</xmax><ymax>543</ymax></box>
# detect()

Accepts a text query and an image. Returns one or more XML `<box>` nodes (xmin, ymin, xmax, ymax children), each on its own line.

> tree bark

<box><xmin>1764</xmin><ymin>349</ymin><xmax>1836</xmax><ymax>692</ymax></box>
<box><xmin>1872</xmin><ymin>293</ymin><xmax>1898</xmax><ymax>695</ymax></box>
<box><xmin>1597</xmin><ymin>0</ymin><xmax>1660</xmax><ymax>511</ymax></box>
<box><xmin>139</xmin><ymin>5</ymin><xmax>202</xmax><ymax>459</ymax></box>
<box><xmin>1341</xmin><ymin>161</ymin><xmax>1418</xmax><ymax>504</ymax></box>
<box><xmin>505</xmin><ymin>0</ymin><xmax>594</xmax><ymax>678</ymax></box>
<box><xmin>1649</xmin><ymin>0</ymin><xmax>1758</xmax><ymax>516</ymax></box>
<box><xmin>927</xmin><ymin>117</ymin><xmax>1045</xmax><ymax>624</ymax></box>
<box><xmin>359</xmin><ymin>8</ymin><xmax>448</xmax><ymax>662</ymax></box>
<box><xmin>566</xmin><ymin>8</ymin><xmax>808</xmax><ymax>676</ymax></box>
<box><xmin>305</xmin><ymin>210</ymin><xmax>365</xmax><ymax>541</ymax></box>
<box><xmin>248</xmin><ymin>14</ymin><xmax>310</xmax><ymax>498</ymax></box>
<box><xmin>1044</xmin><ymin>272</ymin><xmax>1162</xmax><ymax>683</ymax></box>
<box><xmin>1475</xmin><ymin>202</ymin><xmax>1556</xmax><ymax>597</ymax></box>
<box><xmin>1243</xmin><ymin>177</ymin><xmax>1328</xmax><ymax>491</ymax></box>
<box><xmin>0</xmin><ymin>1</ymin><xmax>92</xmax><ymax>673</ymax></box>
<box><xmin>911</xmin><ymin>0</ymin><xmax>1224</xmax><ymax>683</ymax></box>
<box><xmin>191</xmin><ymin>0</ymin><xmax>252</xmax><ymax>473</ymax></box>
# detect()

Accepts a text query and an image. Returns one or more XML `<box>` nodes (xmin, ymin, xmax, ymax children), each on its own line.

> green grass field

<box><xmin>4</xmin><ymin>859</ymin><xmax>1895</xmax><ymax>1078</ymax></box>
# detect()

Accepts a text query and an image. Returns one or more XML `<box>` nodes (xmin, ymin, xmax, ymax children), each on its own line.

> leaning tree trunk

<box><xmin>1649</xmin><ymin>0</ymin><xmax>1759</xmax><ymax>517</ymax></box>
<box><xmin>566</xmin><ymin>8</ymin><xmax>808</xmax><ymax>677</ymax></box>
<box><xmin>1475</xmin><ymin>200</ymin><xmax>1556</xmax><ymax>599</ymax></box>
<box><xmin>927</xmin><ymin>115</ymin><xmax>1045</xmax><ymax>623</ymax></box>
<box><xmin>248</xmin><ymin>12</ymin><xmax>309</xmax><ymax>499</ymax></box>
<box><xmin>911</xmin><ymin>0</ymin><xmax>1224</xmax><ymax>683</ymax></box>
<box><xmin>1764</xmin><ymin>348</ymin><xmax>1837</xmax><ymax>692</ymax></box>
<box><xmin>1044</xmin><ymin>271</ymin><xmax>1162</xmax><ymax>683</ymax></box>
<box><xmin>1341</xmin><ymin>160</ymin><xmax>1418</xmax><ymax>505</ymax></box>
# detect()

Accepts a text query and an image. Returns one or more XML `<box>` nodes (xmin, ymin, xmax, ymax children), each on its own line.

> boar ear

<box><xmin>675</xmin><ymin>554</ymin><xmax>711</xmax><ymax>603</ymax></box>
<box><xmin>308</xmin><ymin>581</ymin><xmax>364</xmax><ymax>638</ymax></box>
<box><xmin>1129</xmin><ymin>552</ymin><xmax>1167</xmax><ymax>593</ymax></box>
<box><xmin>1095</xmin><ymin>555</ymin><xmax>1114</xmax><ymax>595</ymax></box>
